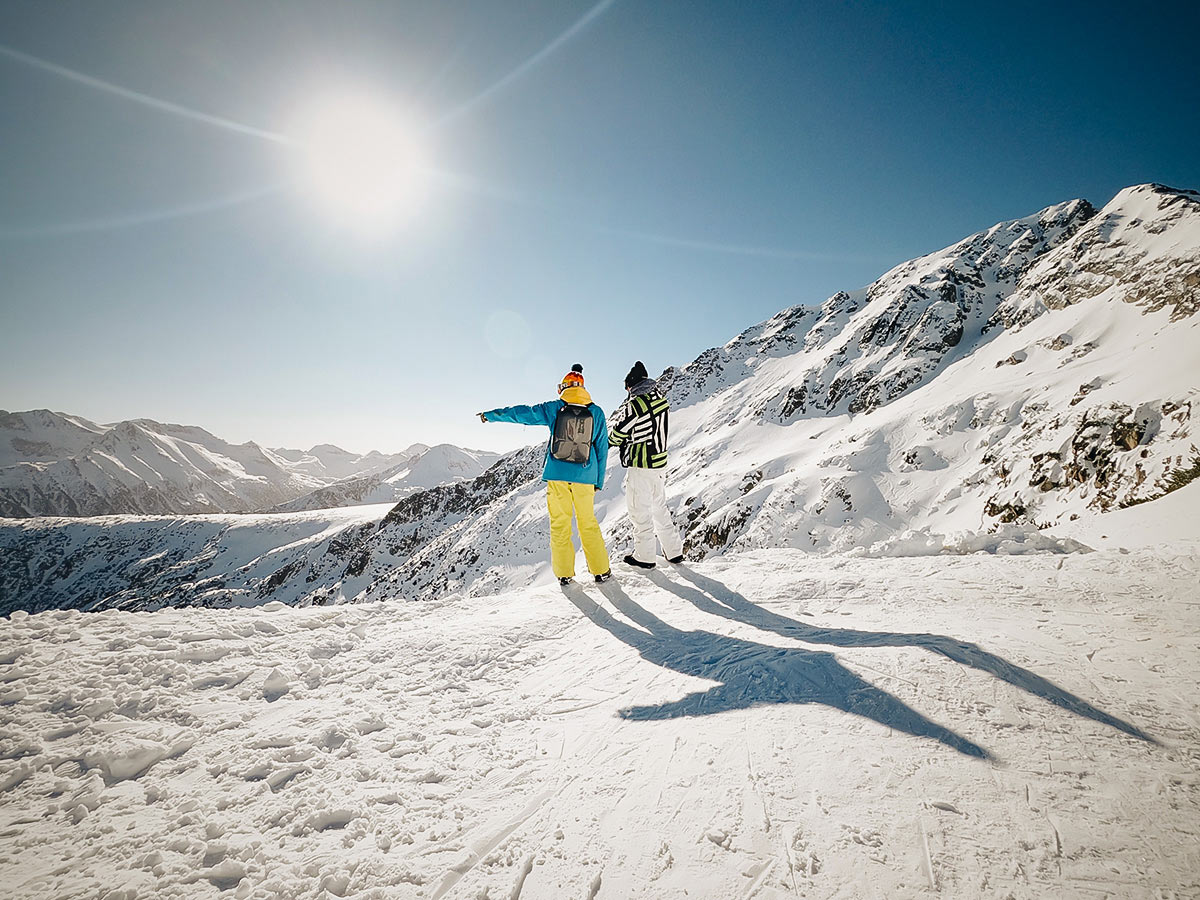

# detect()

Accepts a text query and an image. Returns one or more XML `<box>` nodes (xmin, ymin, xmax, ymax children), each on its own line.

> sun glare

<box><xmin>290</xmin><ymin>93</ymin><xmax>428</xmax><ymax>232</ymax></box>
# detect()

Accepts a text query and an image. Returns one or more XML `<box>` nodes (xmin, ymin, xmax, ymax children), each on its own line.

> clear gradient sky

<box><xmin>2</xmin><ymin>0</ymin><xmax>1198</xmax><ymax>454</ymax></box>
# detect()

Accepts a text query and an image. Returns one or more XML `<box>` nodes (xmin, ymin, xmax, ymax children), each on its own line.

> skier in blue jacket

<box><xmin>478</xmin><ymin>364</ymin><xmax>613</xmax><ymax>585</ymax></box>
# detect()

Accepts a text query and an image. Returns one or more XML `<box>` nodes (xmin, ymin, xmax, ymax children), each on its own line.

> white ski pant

<box><xmin>625</xmin><ymin>467</ymin><xmax>683</xmax><ymax>563</ymax></box>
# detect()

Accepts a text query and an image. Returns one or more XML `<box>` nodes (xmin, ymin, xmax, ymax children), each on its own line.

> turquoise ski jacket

<box><xmin>482</xmin><ymin>390</ymin><xmax>608</xmax><ymax>490</ymax></box>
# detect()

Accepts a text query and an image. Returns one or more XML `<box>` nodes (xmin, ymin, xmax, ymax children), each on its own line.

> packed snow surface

<box><xmin>2</xmin><ymin>535</ymin><xmax>1197</xmax><ymax>898</ymax></box>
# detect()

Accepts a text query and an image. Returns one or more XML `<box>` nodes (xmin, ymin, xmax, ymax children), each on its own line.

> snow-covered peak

<box><xmin>401</xmin><ymin>444</ymin><xmax>501</xmax><ymax>490</ymax></box>
<box><xmin>997</xmin><ymin>182</ymin><xmax>1200</xmax><ymax>326</ymax></box>
<box><xmin>307</xmin><ymin>442</ymin><xmax>353</xmax><ymax>457</ymax></box>
<box><xmin>0</xmin><ymin>408</ymin><xmax>105</xmax><ymax>468</ymax></box>
<box><xmin>268</xmin><ymin>443</ymin><xmax>422</xmax><ymax>482</ymax></box>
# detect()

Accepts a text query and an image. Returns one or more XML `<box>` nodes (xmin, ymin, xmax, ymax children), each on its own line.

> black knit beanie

<box><xmin>624</xmin><ymin>361</ymin><xmax>649</xmax><ymax>389</ymax></box>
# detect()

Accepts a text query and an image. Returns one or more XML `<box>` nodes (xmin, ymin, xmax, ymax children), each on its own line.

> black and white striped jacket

<box><xmin>609</xmin><ymin>380</ymin><xmax>670</xmax><ymax>469</ymax></box>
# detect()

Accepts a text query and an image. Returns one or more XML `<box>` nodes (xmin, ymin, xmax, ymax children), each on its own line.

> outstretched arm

<box><xmin>480</xmin><ymin>401</ymin><xmax>557</xmax><ymax>428</ymax></box>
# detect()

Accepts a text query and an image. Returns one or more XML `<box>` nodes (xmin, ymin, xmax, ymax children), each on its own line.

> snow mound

<box><xmin>856</xmin><ymin>525</ymin><xmax>1094</xmax><ymax>557</ymax></box>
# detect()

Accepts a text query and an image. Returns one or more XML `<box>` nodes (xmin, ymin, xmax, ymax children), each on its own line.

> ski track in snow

<box><xmin>2</xmin><ymin>545</ymin><xmax>1199</xmax><ymax>899</ymax></box>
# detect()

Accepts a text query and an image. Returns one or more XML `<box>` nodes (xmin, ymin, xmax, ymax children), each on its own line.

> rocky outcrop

<box><xmin>995</xmin><ymin>185</ymin><xmax>1200</xmax><ymax>327</ymax></box>
<box><xmin>749</xmin><ymin>198</ymin><xmax>1097</xmax><ymax>422</ymax></box>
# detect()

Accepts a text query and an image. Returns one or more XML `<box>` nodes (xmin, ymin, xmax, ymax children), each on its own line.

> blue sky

<box><xmin>2</xmin><ymin>0</ymin><xmax>1197</xmax><ymax>453</ymax></box>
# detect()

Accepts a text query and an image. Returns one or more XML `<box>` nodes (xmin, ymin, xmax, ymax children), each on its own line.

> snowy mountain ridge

<box><xmin>0</xmin><ymin>413</ymin><xmax>476</xmax><ymax>519</ymax></box>
<box><xmin>0</xmin><ymin>409</ymin><xmax>107</xmax><ymax>469</ymax></box>
<box><xmin>677</xmin><ymin>195</ymin><xmax>1099</xmax><ymax>424</ymax></box>
<box><xmin>2</xmin><ymin>183</ymin><xmax>1197</xmax><ymax>614</ymax></box>
<box><xmin>270</xmin><ymin>445</ymin><xmax>503</xmax><ymax>514</ymax></box>
<box><xmin>0</xmin><ymin>414</ymin><xmax>324</xmax><ymax>518</ymax></box>
<box><xmin>266</xmin><ymin>442</ymin><xmax>430</xmax><ymax>483</ymax></box>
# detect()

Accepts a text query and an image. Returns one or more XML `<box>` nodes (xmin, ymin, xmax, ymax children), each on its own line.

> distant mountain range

<box><xmin>0</xmin><ymin>411</ymin><xmax>497</xmax><ymax>517</ymax></box>
<box><xmin>2</xmin><ymin>183</ymin><xmax>1197</xmax><ymax>614</ymax></box>
<box><xmin>269</xmin><ymin>444</ymin><xmax>504</xmax><ymax>513</ymax></box>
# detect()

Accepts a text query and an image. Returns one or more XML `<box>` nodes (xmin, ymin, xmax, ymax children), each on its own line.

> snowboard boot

<box><xmin>558</xmin><ymin>576</ymin><xmax>573</xmax><ymax>586</ymax></box>
<box><xmin>594</xmin><ymin>571</ymin><xmax>612</xmax><ymax>583</ymax></box>
<box><xmin>667</xmin><ymin>555</ymin><xmax>685</xmax><ymax>564</ymax></box>
<box><xmin>623</xmin><ymin>554</ymin><xmax>655</xmax><ymax>570</ymax></box>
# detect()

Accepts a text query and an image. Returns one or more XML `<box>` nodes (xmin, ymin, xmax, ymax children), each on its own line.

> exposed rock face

<box><xmin>752</xmin><ymin>199</ymin><xmax>1097</xmax><ymax>422</ymax></box>
<box><xmin>996</xmin><ymin>184</ymin><xmax>1200</xmax><ymax>326</ymax></box>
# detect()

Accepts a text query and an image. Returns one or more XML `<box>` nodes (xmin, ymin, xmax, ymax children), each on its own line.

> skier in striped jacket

<box><xmin>609</xmin><ymin>361</ymin><xmax>685</xmax><ymax>569</ymax></box>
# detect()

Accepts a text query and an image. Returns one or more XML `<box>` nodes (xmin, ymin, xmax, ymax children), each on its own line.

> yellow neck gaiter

<box><xmin>559</xmin><ymin>386</ymin><xmax>592</xmax><ymax>405</ymax></box>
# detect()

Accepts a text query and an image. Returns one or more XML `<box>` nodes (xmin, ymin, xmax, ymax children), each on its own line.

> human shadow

<box><xmin>648</xmin><ymin>566</ymin><xmax>1155</xmax><ymax>745</ymax></box>
<box><xmin>562</xmin><ymin>581</ymin><xmax>991</xmax><ymax>759</ymax></box>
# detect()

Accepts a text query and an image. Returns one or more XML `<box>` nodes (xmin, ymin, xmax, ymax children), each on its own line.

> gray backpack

<box><xmin>551</xmin><ymin>404</ymin><xmax>593</xmax><ymax>464</ymax></box>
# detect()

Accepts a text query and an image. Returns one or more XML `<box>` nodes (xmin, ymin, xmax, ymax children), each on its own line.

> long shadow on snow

<box><xmin>649</xmin><ymin>566</ymin><xmax>1154</xmax><ymax>745</ymax></box>
<box><xmin>563</xmin><ymin>581</ymin><xmax>990</xmax><ymax>759</ymax></box>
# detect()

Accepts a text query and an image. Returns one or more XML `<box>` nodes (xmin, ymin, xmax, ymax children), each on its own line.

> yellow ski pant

<box><xmin>546</xmin><ymin>481</ymin><xmax>611</xmax><ymax>578</ymax></box>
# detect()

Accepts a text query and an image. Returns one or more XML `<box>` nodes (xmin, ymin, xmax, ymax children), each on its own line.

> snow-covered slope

<box><xmin>272</xmin><ymin>445</ymin><xmax>503</xmax><ymax>513</ymax></box>
<box><xmin>648</xmin><ymin>185</ymin><xmax>1199</xmax><ymax>556</ymax></box>
<box><xmin>2</xmin><ymin>534</ymin><xmax>1197</xmax><ymax>898</ymax></box>
<box><xmin>1</xmin><ymin>184</ymin><xmax>1196</xmax><ymax>613</ymax></box>
<box><xmin>0</xmin><ymin>505</ymin><xmax>390</xmax><ymax>615</ymax></box>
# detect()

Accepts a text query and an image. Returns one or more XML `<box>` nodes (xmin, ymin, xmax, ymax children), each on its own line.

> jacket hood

<box><xmin>559</xmin><ymin>385</ymin><xmax>593</xmax><ymax>405</ymax></box>
<box><xmin>627</xmin><ymin>378</ymin><xmax>658</xmax><ymax>397</ymax></box>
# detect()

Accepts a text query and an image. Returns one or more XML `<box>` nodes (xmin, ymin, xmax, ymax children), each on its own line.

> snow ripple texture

<box><xmin>1</xmin><ymin>544</ymin><xmax>1198</xmax><ymax>898</ymax></box>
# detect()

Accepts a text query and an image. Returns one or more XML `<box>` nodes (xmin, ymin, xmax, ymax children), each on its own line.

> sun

<box><xmin>289</xmin><ymin>93</ymin><xmax>428</xmax><ymax>232</ymax></box>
